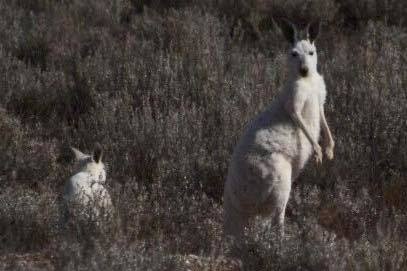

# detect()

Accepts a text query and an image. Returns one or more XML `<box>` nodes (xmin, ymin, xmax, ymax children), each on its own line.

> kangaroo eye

<box><xmin>309</xmin><ymin>51</ymin><xmax>314</xmax><ymax>56</ymax></box>
<box><xmin>291</xmin><ymin>52</ymin><xmax>298</xmax><ymax>57</ymax></box>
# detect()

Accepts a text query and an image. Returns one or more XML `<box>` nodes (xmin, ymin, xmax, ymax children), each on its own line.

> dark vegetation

<box><xmin>0</xmin><ymin>0</ymin><xmax>406</xmax><ymax>270</ymax></box>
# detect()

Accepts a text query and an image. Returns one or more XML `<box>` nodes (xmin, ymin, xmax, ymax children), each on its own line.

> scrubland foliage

<box><xmin>0</xmin><ymin>0</ymin><xmax>406</xmax><ymax>270</ymax></box>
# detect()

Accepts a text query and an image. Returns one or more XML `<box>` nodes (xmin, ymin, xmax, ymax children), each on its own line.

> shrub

<box><xmin>0</xmin><ymin>1</ymin><xmax>406</xmax><ymax>270</ymax></box>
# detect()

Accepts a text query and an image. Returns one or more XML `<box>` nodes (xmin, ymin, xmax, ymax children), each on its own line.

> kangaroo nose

<box><xmin>300</xmin><ymin>66</ymin><xmax>309</xmax><ymax>77</ymax></box>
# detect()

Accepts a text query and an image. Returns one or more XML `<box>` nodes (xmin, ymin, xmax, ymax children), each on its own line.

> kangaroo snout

<box><xmin>300</xmin><ymin>66</ymin><xmax>309</xmax><ymax>77</ymax></box>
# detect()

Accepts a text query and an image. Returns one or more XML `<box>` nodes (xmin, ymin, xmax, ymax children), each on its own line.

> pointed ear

<box><xmin>279</xmin><ymin>19</ymin><xmax>297</xmax><ymax>44</ymax></box>
<box><xmin>307</xmin><ymin>19</ymin><xmax>321</xmax><ymax>43</ymax></box>
<box><xmin>71</xmin><ymin>147</ymin><xmax>90</xmax><ymax>161</ymax></box>
<box><xmin>93</xmin><ymin>143</ymin><xmax>103</xmax><ymax>163</ymax></box>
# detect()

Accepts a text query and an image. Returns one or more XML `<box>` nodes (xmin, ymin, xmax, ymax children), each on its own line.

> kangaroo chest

<box><xmin>296</xmin><ymin>78</ymin><xmax>325</xmax><ymax>139</ymax></box>
<box><xmin>302</xmin><ymin>93</ymin><xmax>321</xmax><ymax>130</ymax></box>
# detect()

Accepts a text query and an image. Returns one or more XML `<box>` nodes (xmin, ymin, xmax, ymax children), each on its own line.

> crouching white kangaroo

<box><xmin>63</xmin><ymin>144</ymin><xmax>113</xmax><ymax>224</ymax></box>
<box><xmin>223</xmin><ymin>19</ymin><xmax>335</xmax><ymax>240</ymax></box>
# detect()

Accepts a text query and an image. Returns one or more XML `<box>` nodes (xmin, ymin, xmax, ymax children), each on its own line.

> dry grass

<box><xmin>0</xmin><ymin>1</ymin><xmax>406</xmax><ymax>270</ymax></box>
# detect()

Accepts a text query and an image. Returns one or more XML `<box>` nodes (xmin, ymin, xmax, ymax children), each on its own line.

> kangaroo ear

<box><xmin>71</xmin><ymin>147</ymin><xmax>90</xmax><ymax>161</ymax></box>
<box><xmin>279</xmin><ymin>19</ymin><xmax>297</xmax><ymax>45</ymax></box>
<box><xmin>307</xmin><ymin>19</ymin><xmax>321</xmax><ymax>43</ymax></box>
<box><xmin>93</xmin><ymin>143</ymin><xmax>103</xmax><ymax>163</ymax></box>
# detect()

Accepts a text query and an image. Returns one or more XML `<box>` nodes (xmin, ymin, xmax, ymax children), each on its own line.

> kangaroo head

<box><xmin>279</xmin><ymin>19</ymin><xmax>321</xmax><ymax>78</ymax></box>
<box><xmin>71</xmin><ymin>143</ymin><xmax>106</xmax><ymax>183</ymax></box>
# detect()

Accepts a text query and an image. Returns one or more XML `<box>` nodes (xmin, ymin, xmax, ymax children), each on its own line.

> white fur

<box><xmin>63</xmin><ymin>147</ymin><xmax>112</xmax><ymax>222</ymax></box>
<box><xmin>223</xmin><ymin>21</ymin><xmax>334</xmax><ymax>240</ymax></box>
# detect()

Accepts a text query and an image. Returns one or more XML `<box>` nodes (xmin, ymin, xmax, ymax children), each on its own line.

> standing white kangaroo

<box><xmin>63</xmin><ymin>144</ymin><xmax>113</xmax><ymax>223</ymax></box>
<box><xmin>223</xmin><ymin>19</ymin><xmax>335</xmax><ymax>239</ymax></box>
